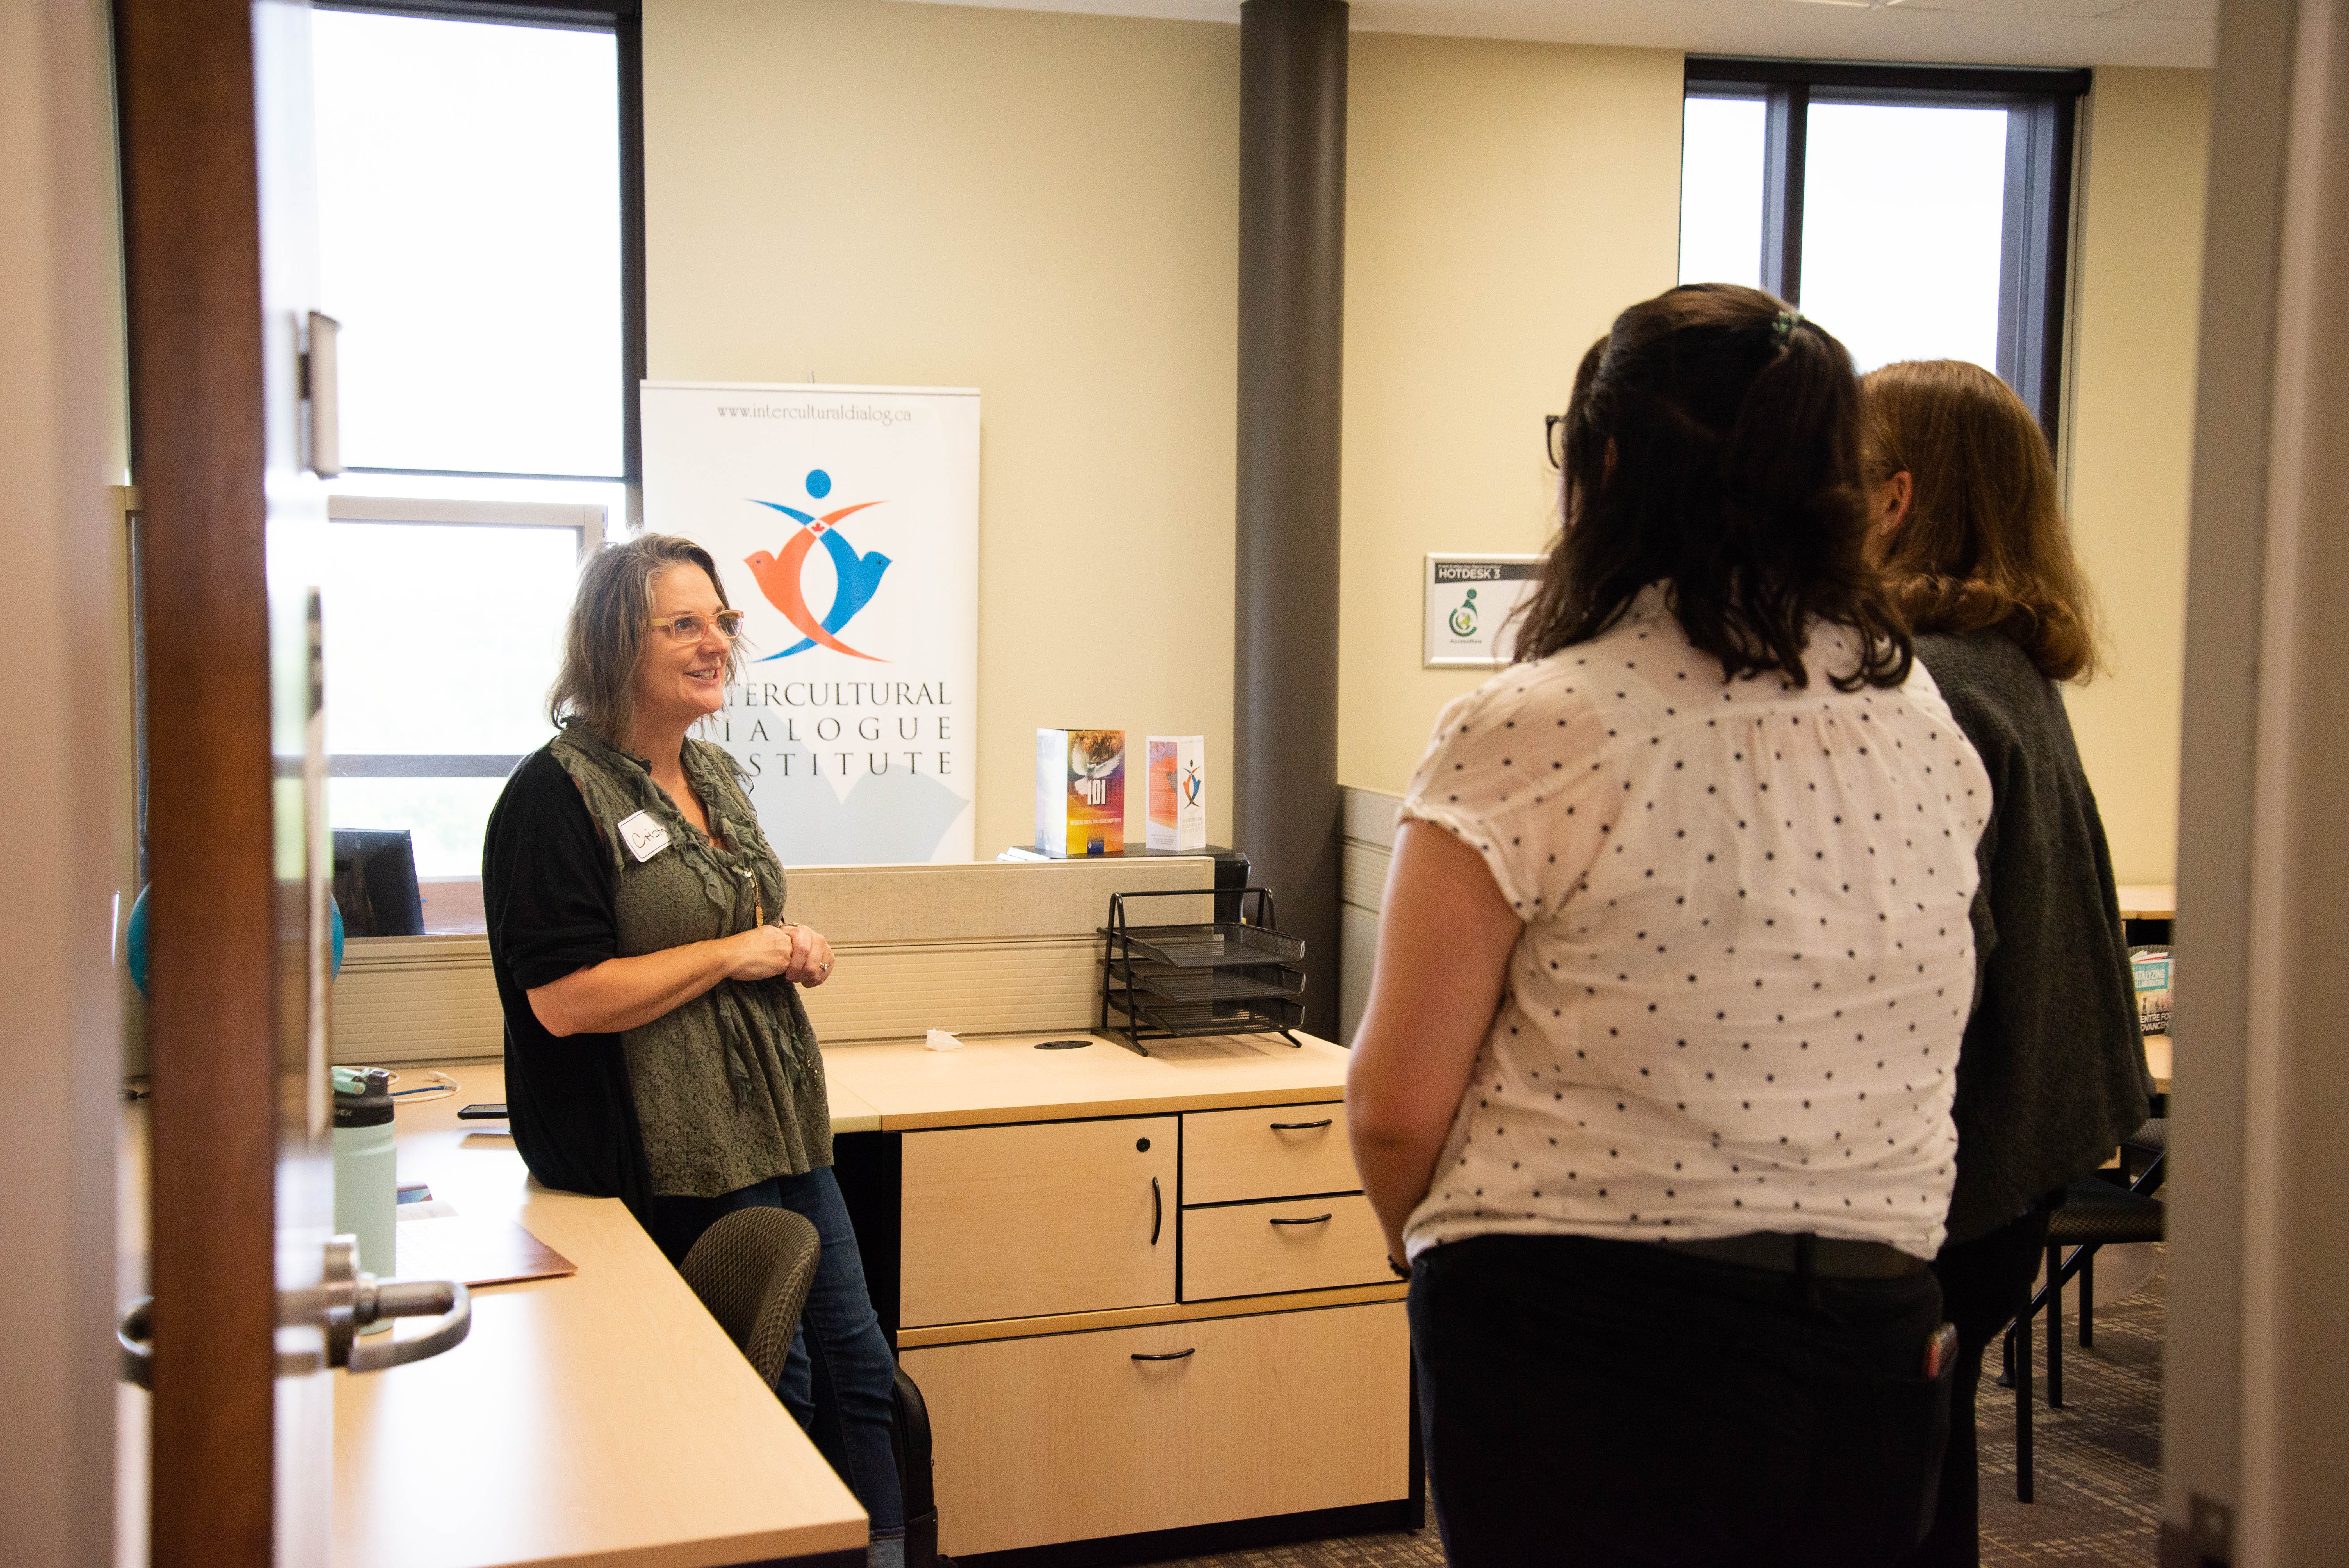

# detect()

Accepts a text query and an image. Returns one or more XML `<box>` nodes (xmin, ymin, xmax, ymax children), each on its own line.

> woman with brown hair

<box><xmin>1348</xmin><ymin>285</ymin><xmax>1989</xmax><ymax>1564</ymax></box>
<box><xmin>481</xmin><ymin>533</ymin><xmax>905</xmax><ymax>1566</ymax></box>
<box><xmin>1861</xmin><ymin>359</ymin><xmax>2152</xmax><ymax>1568</ymax></box>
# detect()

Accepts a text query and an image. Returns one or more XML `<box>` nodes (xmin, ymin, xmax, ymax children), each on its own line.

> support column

<box><xmin>1234</xmin><ymin>0</ymin><xmax>1346</xmax><ymax>1039</ymax></box>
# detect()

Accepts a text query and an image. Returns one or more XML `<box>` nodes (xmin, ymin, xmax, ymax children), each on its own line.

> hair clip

<box><xmin>1772</xmin><ymin>307</ymin><xmax>1803</xmax><ymax>346</ymax></box>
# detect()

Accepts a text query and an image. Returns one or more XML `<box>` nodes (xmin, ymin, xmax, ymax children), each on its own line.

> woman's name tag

<box><xmin>617</xmin><ymin>809</ymin><xmax>670</xmax><ymax>863</ymax></box>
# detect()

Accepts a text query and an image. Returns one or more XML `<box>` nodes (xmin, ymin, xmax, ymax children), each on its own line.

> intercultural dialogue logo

<box><xmin>743</xmin><ymin>468</ymin><xmax>892</xmax><ymax>663</ymax></box>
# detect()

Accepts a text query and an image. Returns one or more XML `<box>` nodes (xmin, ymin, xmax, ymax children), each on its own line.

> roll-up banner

<box><xmin>641</xmin><ymin>381</ymin><xmax>979</xmax><ymax>864</ymax></box>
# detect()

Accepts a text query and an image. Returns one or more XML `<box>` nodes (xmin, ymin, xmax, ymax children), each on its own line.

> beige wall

<box><xmin>642</xmin><ymin>0</ymin><xmax>1239</xmax><ymax>859</ymax></box>
<box><xmin>0</xmin><ymin>0</ymin><xmax>128</xmax><ymax>1560</ymax></box>
<box><xmin>1337</xmin><ymin>34</ymin><xmax>1686</xmax><ymax>794</ymax></box>
<box><xmin>2062</xmin><ymin>65</ymin><xmax>2212</xmax><ymax>886</ymax></box>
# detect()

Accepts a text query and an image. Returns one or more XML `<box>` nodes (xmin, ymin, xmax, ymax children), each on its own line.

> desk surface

<box><xmin>823</xmin><ymin>1030</ymin><xmax>1352</xmax><ymax>1129</ymax></box>
<box><xmin>335</xmin><ymin>1067</ymin><xmax>866</xmax><ymax>1568</ymax></box>
<box><xmin>2116</xmin><ymin>884</ymin><xmax>2177</xmax><ymax>921</ymax></box>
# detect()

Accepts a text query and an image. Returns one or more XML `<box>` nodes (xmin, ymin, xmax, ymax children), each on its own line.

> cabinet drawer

<box><xmin>1181</xmin><ymin>1101</ymin><xmax>1354</xmax><ymax>1203</ymax></box>
<box><xmin>900</xmin><ymin>1118</ymin><xmax>1176</xmax><ymax>1327</ymax></box>
<box><xmin>901</xmin><ymin>1302</ymin><xmax>1409</xmax><ymax>1557</ymax></box>
<box><xmin>1180</xmin><ymin>1194</ymin><xmax>1390</xmax><ymax>1301</ymax></box>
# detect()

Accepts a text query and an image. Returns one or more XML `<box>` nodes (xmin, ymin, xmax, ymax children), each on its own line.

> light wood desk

<box><xmin>2116</xmin><ymin>884</ymin><xmax>2177</xmax><ymax>922</ymax></box>
<box><xmin>824</xmin><ymin>1031</ymin><xmax>1416</xmax><ymax>1561</ymax></box>
<box><xmin>2144</xmin><ymin>1034</ymin><xmax>2173</xmax><ymax>1096</ymax></box>
<box><xmin>335</xmin><ymin>1064</ymin><xmax>868</xmax><ymax>1568</ymax></box>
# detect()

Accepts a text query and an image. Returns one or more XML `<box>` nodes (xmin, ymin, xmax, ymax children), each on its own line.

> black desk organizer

<box><xmin>1097</xmin><ymin>886</ymin><xmax>1305</xmax><ymax>1057</ymax></box>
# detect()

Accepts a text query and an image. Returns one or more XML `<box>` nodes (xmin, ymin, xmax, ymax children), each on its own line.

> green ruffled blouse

<box><xmin>549</xmin><ymin>721</ymin><xmax>832</xmax><ymax>1198</ymax></box>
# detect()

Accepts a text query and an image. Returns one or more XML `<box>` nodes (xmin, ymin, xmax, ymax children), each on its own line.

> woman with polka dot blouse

<box><xmin>1347</xmin><ymin>283</ymin><xmax>1991</xmax><ymax>1566</ymax></box>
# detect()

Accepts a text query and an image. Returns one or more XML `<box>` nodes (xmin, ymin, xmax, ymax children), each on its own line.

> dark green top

<box><xmin>548</xmin><ymin>723</ymin><xmax>831</xmax><ymax>1198</ymax></box>
<box><xmin>1918</xmin><ymin>631</ymin><xmax>2153</xmax><ymax>1244</ymax></box>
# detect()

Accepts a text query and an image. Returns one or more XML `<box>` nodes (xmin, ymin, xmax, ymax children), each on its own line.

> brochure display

<box><xmin>641</xmin><ymin>381</ymin><xmax>979</xmax><ymax>863</ymax></box>
<box><xmin>1035</xmin><ymin>728</ymin><xmax>1125</xmax><ymax>857</ymax></box>
<box><xmin>1145</xmin><ymin>735</ymin><xmax>1206</xmax><ymax>852</ymax></box>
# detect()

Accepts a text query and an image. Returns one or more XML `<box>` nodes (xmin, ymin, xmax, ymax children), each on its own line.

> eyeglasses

<box><xmin>645</xmin><ymin>610</ymin><xmax>745</xmax><ymax>642</ymax></box>
<box><xmin>1545</xmin><ymin>413</ymin><xmax>1567</xmax><ymax>470</ymax></box>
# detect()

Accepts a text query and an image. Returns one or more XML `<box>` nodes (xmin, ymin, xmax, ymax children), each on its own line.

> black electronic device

<box><xmin>456</xmin><ymin>1103</ymin><xmax>509</xmax><ymax>1121</ymax></box>
<box><xmin>331</xmin><ymin>827</ymin><xmax>425</xmax><ymax>937</ymax></box>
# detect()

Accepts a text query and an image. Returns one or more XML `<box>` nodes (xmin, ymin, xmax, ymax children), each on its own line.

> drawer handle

<box><xmin>1131</xmin><ymin>1348</ymin><xmax>1196</xmax><ymax>1362</ymax></box>
<box><xmin>1270</xmin><ymin>1213</ymin><xmax>1335</xmax><ymax>1226</ymax></box>
<box><xmin>1151</xmin><ymin>1176</ymin><xmax>1162</xmax><ymax>1245</ymax></box>
<box><xmin>1268</xmin><ymin>1119</ymin><xmax>1334</xmax><ymax>1131</ymax></box>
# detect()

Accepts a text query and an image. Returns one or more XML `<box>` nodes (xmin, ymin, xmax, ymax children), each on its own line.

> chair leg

<box><xmin>2046</xmin><ymin>1242</ymin><xmax>2065</xmax><ymax>1410</ymax></box>
<box><xmin>2015</xmin><ymin>1252</ymin><xmax>2038</xmax><ymax>1503</ymax></box>
<box><xmin>2080</xmin><ymin>1249</ymin><xmax>2095</xmax><ymax>1348</ymax></box>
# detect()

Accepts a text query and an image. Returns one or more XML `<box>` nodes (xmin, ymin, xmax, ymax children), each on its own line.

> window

<box><xmin>1678</xmin><ymin>59</ymin><xmax>2090</xmax><ymax>437</ymax></box>
<box><xmin>312</xmin><ymin>1</ymin><xmax>643</xmax><ymax>921</ymax></box>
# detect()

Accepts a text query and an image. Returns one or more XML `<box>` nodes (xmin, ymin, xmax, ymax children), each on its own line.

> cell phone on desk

<box><xmin>457</xmin><ymin>1103</ymin><xmax>508</xmax><ymax>1121</ymax></box>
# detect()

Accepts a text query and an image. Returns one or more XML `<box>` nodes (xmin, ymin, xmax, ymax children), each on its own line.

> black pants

<box><xmin>1898</xmin><ymin>1208</ymin><xmax>2050</xmax><ymax>1567</ymax></box>
<box><xmin>1409</xmin><ymin>1233</ymin><xmax>1949</xmax><ymax>1567</ymax></box>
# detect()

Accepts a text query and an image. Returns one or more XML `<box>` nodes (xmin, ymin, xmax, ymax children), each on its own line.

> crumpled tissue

<box><xmin>924</xmin><ymin>1028</ymin><xmax>964</xmax><ymax>1052</ymax></box>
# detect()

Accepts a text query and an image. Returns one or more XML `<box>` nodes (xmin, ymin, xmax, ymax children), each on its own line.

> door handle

<box><xmin>1268</xmin><ymin>1119</ymin><xmax>1333</xmax><ymax>1131</ymax></box>
<box><xmin>1131</xmin><ymin>1347</ymin><xmax>1196</xmax><ymax>1362</ymax></box>
<box><xmin>121</xmin><ymin>1235</ymin><xmax>472</xmax><ymax>1388</ymax></box>
<box><xmin>1150</xmin><ymin>1176</ymin><xmax>1162</xmax><ymax>1245</ymax></box>
<box><xmin>1270</xmin><ymin>1213</ymin><xmax>1334</xmax><ymax>1226</ymax></box>
<box><xmin>303</xmin><ymin>311</ymin><xmax>341</xmax><ymax>478</ymax></box>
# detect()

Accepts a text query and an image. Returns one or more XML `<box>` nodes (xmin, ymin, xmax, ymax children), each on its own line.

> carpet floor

<box><xmin>1131</xmin><ymin>1251</ymin><xmax>2165</xmax><ymax>1568</ymax></box>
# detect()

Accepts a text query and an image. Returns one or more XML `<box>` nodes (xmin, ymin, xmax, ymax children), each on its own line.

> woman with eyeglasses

<box><xmin>1348</xmin><ymin>284</ymin><xmax>1990</xmax><ymax>1564</ymax></box>
<box><xmin>481</xmin><ymin>533</ymin><xmax>905</xmax><ymax>1568</ymax></box>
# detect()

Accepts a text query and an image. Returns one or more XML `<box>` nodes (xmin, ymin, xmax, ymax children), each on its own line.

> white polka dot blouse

<box><xmin>1398</xmin><ymin>584</ymin><xmax>1992</xmax><ymax>1262</ymax></box>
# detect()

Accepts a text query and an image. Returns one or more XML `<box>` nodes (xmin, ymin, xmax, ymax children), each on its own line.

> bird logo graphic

<box><xmin>742</xmin><ymin>469</ymin><xmax>894</xmax><ymax>663</ymax></box>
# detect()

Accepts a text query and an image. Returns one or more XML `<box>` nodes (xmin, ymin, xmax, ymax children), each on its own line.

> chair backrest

<box><xmin>679</xmin><ymin>1207</ymin><xmax>821</xmax><ymax>1389</ymax></box>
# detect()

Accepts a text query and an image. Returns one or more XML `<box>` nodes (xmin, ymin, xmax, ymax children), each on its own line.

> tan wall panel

<box><xmin>642</xmin><ymin>0</ymin><xmax>1239</xmax><ymax>860</ymax></box>
<box><xmin>2062</xmin><ymin>66</ymin><xmax>2213</xmax><ymax>884</ymax></box>
<box><xmin>1338</xmin><ymin>35</ymin><xmax>1685</xmax><ymax>797</ymax></box>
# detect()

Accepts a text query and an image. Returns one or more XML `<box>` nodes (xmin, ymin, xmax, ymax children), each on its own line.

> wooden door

<box><xmin>116</xmin><ymin>0</ymin><xmax>334</xmax><ymax>1561</ymax></box>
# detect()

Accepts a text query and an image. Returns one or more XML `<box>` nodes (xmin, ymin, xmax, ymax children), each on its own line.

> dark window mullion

<box><xmin>1761</xmin><ymin>82</ymin><xmax>1809</xmax><ymax>304</ymax></box>
<box><xmin>1993</xmin><ymin>96</ymin><xmax>2080</xmax><ymax>445</ymax></box>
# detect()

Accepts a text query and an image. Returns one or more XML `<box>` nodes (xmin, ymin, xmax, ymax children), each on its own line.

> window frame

<box><xmin>1683</xmin><ymin>56</ymin><xmax>2092</xmax><ymax>442</ymax></box>
<box><xmin>313</xmin><ymin>0</ymin><xmax>648</xmax><ymax>489</ymax></box>
<box><xmin>319</xmin><ymin>493</ymin><xmax>605</xmax><ymax>784</ymax></box>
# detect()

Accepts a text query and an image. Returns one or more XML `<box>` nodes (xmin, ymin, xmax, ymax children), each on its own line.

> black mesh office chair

<box><xmin>680</xmin><ymin>1207</ymin><xmax>823</xmax><ymax>1388</ymax></box>
<box><xmin>679</xmin><ymin>1210</ymin><xmax>948</xmax><ymax>1567</ymax></box>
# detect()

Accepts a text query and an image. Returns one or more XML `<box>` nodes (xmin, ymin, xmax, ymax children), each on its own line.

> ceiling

<box><xmin>900</xmin><ymin>0</ymin><xmax>2217</xmax><ymax>68</ymax></box>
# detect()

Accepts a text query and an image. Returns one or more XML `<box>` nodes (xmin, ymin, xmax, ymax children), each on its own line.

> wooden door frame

<box><xmin>113</xmin><ymin>1</ymin><xmax>279</xmax><ymax>1562</ymax></box>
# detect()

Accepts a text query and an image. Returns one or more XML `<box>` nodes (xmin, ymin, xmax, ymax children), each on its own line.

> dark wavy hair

<box><xmin>1514</xmin><ymin>283</ymin><xmax>1912</xmax><ymax>693</ymax></box>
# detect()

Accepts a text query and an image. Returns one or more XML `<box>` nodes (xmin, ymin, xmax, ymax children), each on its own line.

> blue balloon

<box><xmin>127</xmin><ymin>886</ymin><xmax>345</xmax><ymax>997</ymax></box>
<box><xmin>127</xmin><ymin>885</ymin><xmax>150</xmax><ymax>997</ymax></box>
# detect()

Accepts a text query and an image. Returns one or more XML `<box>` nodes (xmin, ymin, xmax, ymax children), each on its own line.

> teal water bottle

<box><xmin>333</xmin><ymin>1066</ymin><xmax>397</xmax><ymax>1331</ymax></box>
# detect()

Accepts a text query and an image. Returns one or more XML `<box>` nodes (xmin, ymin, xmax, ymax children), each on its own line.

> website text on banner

<box><xmin>640</xmin><ymin>382</ymin><xmax>980</xmax><ymax>864</ymax></box>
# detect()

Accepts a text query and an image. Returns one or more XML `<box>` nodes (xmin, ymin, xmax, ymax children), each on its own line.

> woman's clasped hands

<box><xmin>728</xmin><ymin>921</ymin><xmax>836</xmax><ymax>986</ymax></box>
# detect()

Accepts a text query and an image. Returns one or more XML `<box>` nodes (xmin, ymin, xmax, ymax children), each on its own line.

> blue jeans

<box><xmin>650</xmin><ymin>1166</ymin><xmax>907</xmax><ymax>1543</ymax></box>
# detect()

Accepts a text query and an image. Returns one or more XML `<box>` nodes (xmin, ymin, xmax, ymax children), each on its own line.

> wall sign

<box><xmin>1424</xmin><ymin>553</ymin><xmax>1541</xmax><ymax>668</ymax></box>
<box><xmin>642</xmin><ymin>381</ymin><xmax>979</xmax><ymax>864</ymax></box>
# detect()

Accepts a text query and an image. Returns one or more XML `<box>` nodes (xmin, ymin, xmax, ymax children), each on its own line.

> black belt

<box><xmin>1658</xmin><ymin>1232</ymin><xmax>1928</xmax><ymax>1279</ymax></box>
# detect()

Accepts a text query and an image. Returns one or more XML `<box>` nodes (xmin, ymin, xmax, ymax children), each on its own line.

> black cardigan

<box><xmin>481</xmin><ymin>747</ymin><xmax>655</xmax><ymax>1226</ymax></box>
<box><xmin>1918</xmin><ymin>631</ymin><xmax>2154</xmax><ymax>1244</ymax></box>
